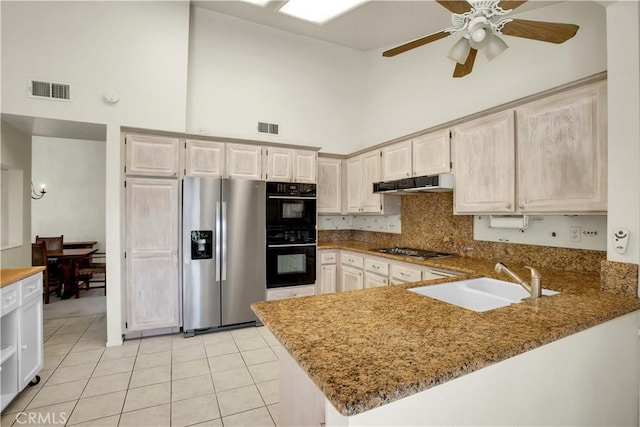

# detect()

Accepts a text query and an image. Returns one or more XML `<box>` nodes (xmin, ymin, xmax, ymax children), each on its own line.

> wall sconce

<box><xmin>31</xmin><ymin>182</ymin><xmax>47</xmax><ymax>200</ymax></box>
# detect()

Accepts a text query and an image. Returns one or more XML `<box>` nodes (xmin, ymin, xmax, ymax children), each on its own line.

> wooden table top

<box><xmin>48</xmin><ymin>248</ymin><xmax>97</xmax><ymax>258</ymax></box>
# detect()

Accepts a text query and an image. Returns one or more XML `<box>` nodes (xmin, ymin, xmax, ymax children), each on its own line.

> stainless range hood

<box><xmin>373</xmin><ymin>174</ymin><xmax>454</xmax><ymax>194</ymax></box>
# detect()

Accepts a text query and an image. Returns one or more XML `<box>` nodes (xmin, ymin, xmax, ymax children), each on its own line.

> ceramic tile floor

<box><xmin>1</xmin><ymin>314</ymin><xmax>282</xmax><ymax>426</ymax></box>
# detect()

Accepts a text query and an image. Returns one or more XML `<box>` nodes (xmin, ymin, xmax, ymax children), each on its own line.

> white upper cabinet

<box><xmin>294</xmin><ymin>150</ymin><xmax>317</xmax><ymax>183</ymax></box>
<box><xmin>317</xmin><ymin>157</ymin><xmax>342</xmax><ymax>214</ymax></box>
<box><xmin>452</xmin><ymin>110</ymin><xmax>516</xmax><ymax>214</ymax></box>
<box><xmin>266</xmin><ymin>147</ymin><xmax>294</xmax><ymax>182</ymax></box>
<box><xmin>185</xmin><ymin>139</ymin><xmax>225</xmax><ymax>178</ymax></box>
<box><xmin>226</xmin><ymin>143</ymin><xmax>263</xmax><ymax>180</ymax></box>
<box><xmin>412</xmin><ymin>129</ymin><xmax>451</xmax><ymax>177</ymax></box>
<box><xmin>381</xmin><ymin>140</ymin><xmax>412</xmax><ymax>181</ymax></box>
<box><xmin>125</xmin><ymin>134</ymin><xmax>180</xmax><ymax>178</ymax></box>
<box><xmin>361</xmin><ymin>151</ymin><xmax>382</xmax><ymax>212</ymax></box>
<box><xmin>345</xmin><ymin>156</ymin><xmax>363</xmax><ymax>213</ymax></box>
<box><xmin>516</xmin><ymin>81</ymin><xmax>607</xmax><ymax>213</ymax></box>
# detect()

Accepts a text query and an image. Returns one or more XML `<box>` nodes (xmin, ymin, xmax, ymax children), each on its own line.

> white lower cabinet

<box><xmin>1</xmin><ymin>271</ymin><xmax>44</xmax><ymax>412</ymax></box>
<box><xmin>340</xmin><ymin>266</ymin><xmax>364</xmax><ymax>292</ymax></box>
<box><xmin>267</xmin><ymin>285</ymin><xmax>316</xmax><ymax>301</ymax></box>
<box><xmin>364</xmin><ymin>272</ymin><xmax>388</xmax><ymax>288</ymax></box>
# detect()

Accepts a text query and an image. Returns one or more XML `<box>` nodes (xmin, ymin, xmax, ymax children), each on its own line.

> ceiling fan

<box><xmin>382</xmin><ymin>0</ymin><xmax>579</xmax><ymax>78</ymax></box>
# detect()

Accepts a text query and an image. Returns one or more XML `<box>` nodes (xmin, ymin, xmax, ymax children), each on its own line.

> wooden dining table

<box><xmin>48</xmin><ymin>247</ymin><xmax>98</xmax><ymax>299</ymax></box>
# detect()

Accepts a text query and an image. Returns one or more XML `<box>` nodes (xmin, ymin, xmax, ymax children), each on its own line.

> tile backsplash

<box><xmin>319</xmin><ymin>193</ymin><xmax>607</xmax><ymax>275</ymax></box>
<box><xmin>318</xmin><ymin>215</ymin><xmax>401</xmax><ymax>234</ymax></box>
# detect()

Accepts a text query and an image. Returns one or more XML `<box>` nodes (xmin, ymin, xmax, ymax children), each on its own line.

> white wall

<box><xmin>31</xmin><ymin>136</ymin><xmax>106</xmax><ymax>253</ymax></box>
<box><xmin>187</xmin><ymin>7</ymin><xmax>366</xmax><ymax>154</ymax></box>
<box><xmin>361</xmin><ymin>1</ymin><xmax>607</xmax><ymax>148</ymax></box>
<box><xmin>605</xmin><ymin>2</ymin><xmax>640</xmax><ymax>272</ymax></box>
<box><xmin>1</xmin><ymin>1</ymin><xmax>190</xmax><ymax>132</ymax></box>
<box><xmin>1</xmin><ymin>122</ymin><xmax>32</xmax><ymax>267</ymax></box>
<box><xmin>1</xmin><ymin>0</ymin><xmax>191</xmax><ymax>346</ymax></box>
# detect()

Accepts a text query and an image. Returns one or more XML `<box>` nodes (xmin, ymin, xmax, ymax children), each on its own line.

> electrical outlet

<box><xmin>569</xmin><ymin>226</ymin><xmax>581</xmax><ymax>242</ymax></box>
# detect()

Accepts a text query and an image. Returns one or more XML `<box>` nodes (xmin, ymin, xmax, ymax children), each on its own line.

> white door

<box><xmin>319</xmin><ymin>265</ymin><xmax>337</xmax><ymax>294</ymax></box>
<box><xmin>345</xmin><ymin>157</ymin><xmax>362</xmax><ymax>213</ymax></box>
<box><xmin>294</xmin><ymin>150</ymin><xmax>317</xmax><ymax>183</ymax></box>
<box><xmin>125</xmin><ymin>178</ymin><xmax>180</xmax><ymax>331</ymax></box>
<box><xmin>18</xmin><ymin>294</ymin><xmax>42</xmax><ymax>389</ymax></box>
<box><xmin>364</xmin><ymin>272</ymin><xmax>388</xmax><ymax>288</ymax></box>
<box><xmin>361</xmin><ymin>151</ymin><xmax>382</xmax><ymax>213</ymax></box>
<box><xmin>340</xmin><ymin>265</ymin><xmax>363</xmax><ymax>292</ymax></box>
<box><xmin>382</xmin><ymin>140</ymin><xmax>412</xmax><ymax>180</ymax></box>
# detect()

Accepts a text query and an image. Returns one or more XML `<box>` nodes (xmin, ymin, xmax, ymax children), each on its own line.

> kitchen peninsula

<box><xmin>252</xmin><ymin>243</ymin><xmax>640</xmax><ymax>426</ymax></box>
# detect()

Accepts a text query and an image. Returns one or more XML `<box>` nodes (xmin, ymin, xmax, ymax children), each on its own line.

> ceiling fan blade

<box><xmin>453</xmin><ymin>48</ymin><xmax>477</xmax><ymax>78</ymax></box>
<box><xmin>498</xmin><ymin>1</ymin><xmax>527</xmax><ymax>11</ymax></box>
<box><xmin>501</xmin><ymin>19</ymin><xmax>579</xmax><ymax>44</ymax></box>
<box><xmin>382</xmin><ymin>31</ymin><xmax>451</xmax><ymax>57</ymax></box>
<box><xmin>436</xmin><ymin>0</ymin><xmax>472</xmax><ymax>14</ymax></box>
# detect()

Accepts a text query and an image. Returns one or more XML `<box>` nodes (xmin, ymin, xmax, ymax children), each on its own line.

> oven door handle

<box><xmin>267</xmin><ymin>195</ymin><xmax>316</xmax><ymax>200</ymax></box>
<box><xmin>267</xmin><ymin>243</ymin><xmax>317</xmax><ymax>248</ymax></box>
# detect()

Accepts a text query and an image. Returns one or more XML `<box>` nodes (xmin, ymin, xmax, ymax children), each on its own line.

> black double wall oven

<box><xmin>266</xmin><ymin>182</ymin><xmax>316</xmax><ymax>288</ymax></box>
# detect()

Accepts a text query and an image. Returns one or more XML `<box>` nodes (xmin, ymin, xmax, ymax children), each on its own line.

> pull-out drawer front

<box><xmin>267</xmin><ymin>285</ymin><xmax>316</xmax><ymax>301</ymax></box>
<box><xmin>422</xmin><ymin>267</ymin><xmax>463</xmax><ymax>281</ymax></box>
<box><xmin>21</xmin><ymin>275</ymin><xmax>43</xmax><ymax>303</ymax></box>
<box><xmin>364</xmin><ymin>258</ymin><xmax>389</xmax><ymax>276</ymax></box>
<box><xmin>1</xmin><ymin>283</ymin><xmax>20</xmax><ymax>315</ymax></box>
<box><xmin>320</xmin><ymin>251</ymin><xmax>337</xmax><ymax>264</ymax></box>
<box><xmin>390</xmin><ymin>264</ymin><xmax>423</xmax><ymax>283</ymax></box>
<box><xmin>341</xmin><ymin>252</ymin><xmax>364</xmax><ymax>269</ymax></box>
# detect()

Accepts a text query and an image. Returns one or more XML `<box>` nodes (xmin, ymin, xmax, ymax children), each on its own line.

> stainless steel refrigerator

<box><xmin>182</xmin><ymin>177</ymin><xmax>266</xmax><ymax>335</ymax></box>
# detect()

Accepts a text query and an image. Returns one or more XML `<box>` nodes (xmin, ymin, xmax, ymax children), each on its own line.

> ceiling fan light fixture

<box><xmin>447</xmin><ymin>37</ymin><xmax>470</xmax><ymax>64</ymax></box>
<box><xmin>468</xmin><ymin>24</ymin><xmax>494</xmax><ymax>49</ymax></box>
<box><xmin>485</xmin><ymin>35</ymin><xmax>509</xmax><ymax>61</ymax></box>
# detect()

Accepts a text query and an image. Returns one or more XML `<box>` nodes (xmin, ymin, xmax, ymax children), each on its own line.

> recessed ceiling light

<box><xmin>239</xmin><ymin>0</ymin><xmax>272</xmax><ymax>6</ymax></box>
<box><xmin>279</xmin><ymin>0</ymin><xmax>368</xmax><ymax>24</ymax></box>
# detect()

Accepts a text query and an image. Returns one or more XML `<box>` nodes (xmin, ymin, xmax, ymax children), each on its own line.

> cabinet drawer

<box><xmin>341</xmin><ymin>252</ymin><xmax>364</xmax><ymax>269</ymax></box>
<box><xmin>267</xmin><ymin>285</ymin><xmax>316</xmax><ymax>301</ymax></box>
<box><xmin>390</xmin><ymin>264</ymin><xmax>422</xmax><ymax>283</ymax></box>
<box><xmin>320</xmin><ymin>252</ymin><xmax>337</xmax><ymax>264</ymax></box>
<box><xmin>365</xmin><ymin>258</ymin><xmax>389</xmax><ymax>276</ymax></box>
<box><xmin>1</xmin><ymin>284</ymin><xmax>20</xmax><ymax>315</ymax></box>
<box><xmin>422</xmin><ymin>268</ymin><xmax>463</xmax><ymax>280</ymax></box>
<box><xmin>20</xmin><ymin>275</ymin><xmax>42</xmax><ymax>303</ymax></box>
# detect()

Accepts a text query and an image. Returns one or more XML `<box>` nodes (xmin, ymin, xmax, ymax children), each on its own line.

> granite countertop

<box><xmin>252</xmin><ymin>240</ymin><xmax>640</xmax><ymax>417</ymax></box>
<box><xmin>1</xmin><ymin>267</ymin><xmax>46</xmax><ymax>289</ymax></box>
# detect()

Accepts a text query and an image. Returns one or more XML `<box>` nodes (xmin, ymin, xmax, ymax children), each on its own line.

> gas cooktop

<box><xmin>373</xmin><ymin>247</ymin><xmax>454</xmax><ymax>260</ymax></box>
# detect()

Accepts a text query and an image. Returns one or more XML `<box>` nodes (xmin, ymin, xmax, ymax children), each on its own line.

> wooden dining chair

<box><xmin>31</xmin><ymin>242</ymin><xmax>62</xmax><ymax>304</ymax></box>
<box><xmin>77</xmin><ymin>252</ymin><xmax>107</xmax><ymax>296</ymax></box>
<box><xmin>35</xmin><ymin>235</ymin><xmax>64</xmax><ymax>252</ymax></box>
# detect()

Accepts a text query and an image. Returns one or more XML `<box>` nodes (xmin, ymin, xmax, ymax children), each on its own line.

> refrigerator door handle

<box><xmin>215</xmin><ymin>202</ymin><xmax>221</xmax><ymax>282</ymax></box>
<box><xmin>221</xmin><ymin>201</ymin><xmax>227</xmax><ymax>282</ymax></box>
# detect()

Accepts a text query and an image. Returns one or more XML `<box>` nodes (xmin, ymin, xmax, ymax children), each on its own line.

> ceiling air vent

<box><xmin>29</xmin><ymin>80</ymin><xmax>71</xmax><ymax>101</ymax></box>
<box><xmin>257</xmin><ymin>121</ymin><xmax>279</xmax><ymax>135</ymax></box>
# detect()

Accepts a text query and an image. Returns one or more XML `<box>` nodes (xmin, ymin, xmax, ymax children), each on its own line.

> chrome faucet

<box><xmin>494</xmin><ymin>262</ymin><xmax>542</xmax><ymax>300</ymax></box>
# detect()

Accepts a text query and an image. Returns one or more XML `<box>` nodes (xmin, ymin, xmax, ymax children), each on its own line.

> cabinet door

<box><xmin>516</xmin><ymin>81</ymin><xmax>607</xmax><ymax>213</ymax></box>
<box><xmin>227</xmin><ymin>144</ymin><xmax>263</xmax><ymax>180</ymax></box>
<box><xmin>125</xmin><ymin>134</ymin><xmax>180</xmax><ymax>178</ymax></box>
<box><xmin>412</xmin><ymin>129</ymin><xmax>451</xmax><ymax>176</ymax></box>
<box><xmin>18</xmin><ymin>294</ymin><xmax>42</xmax><ymax>389</ymax></box>
<box><xmin>382</xmin><ymin>140</ymin><xmax>412</xmax><ymax>180</ymax></box>
<box><xmin>294</xmin><ymin>150</ymin><xmax>317</xmax><ymax>183</ymax></box>
<box><xmin>345</xmin><ymin>157</ymin><xmax>362</xmax><ymax>213</ymax></box>
<box><xmin>266</xmin><ymin>147</ymin><xmax>293</xmax><ymax>182</ymax></box>
<box><xmin>318</xmin><ymin>265</ymin><xmax>337</xmax><ymax>294</ymax></box>
<box><xmin>339</xmin><ymin>265</ymin><xmax>363</xmax><ymax>292</ymax></box>
<box><xmin>317</xmin><ymin>157</ymin><xmax>342</xmax><ymax>214</ymax></box>
<box><xmin>364</xmin><ymin>271</ymin><xmax>388</xmax><ymax>289</ymax></box>
<box><xmin>361</xmin><ymin>151</ymin><xmax>382</xmax><ymax>213</ymax></box>
<box><xmin>452</xmin><ymin>110</ymin><xmax>515</xmax><ymax>214</ymax></box>
<box><xmin>125</xmin><ymin>178</ymin><xmax>180</xmax><ymax>331</ymax></box>
<box><xmin>185</xmin><ymin>139</ymin><xmax>225</xmax><ymax>178</ymax></box>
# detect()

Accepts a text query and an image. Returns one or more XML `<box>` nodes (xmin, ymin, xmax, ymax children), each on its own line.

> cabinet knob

<box><xmin>519</xmin><ymin>205</ymin><xmax>524</xmax><ymax>209</ymax></box>
<box><xmin>506</xmin><ymin>203</ymin><xmax>511</xmax><ymax>209</ymax></box>
<box><xmin>21</xmin><ymin>345</ymin><xmax>27</xmax><ymax>350</ymax></box>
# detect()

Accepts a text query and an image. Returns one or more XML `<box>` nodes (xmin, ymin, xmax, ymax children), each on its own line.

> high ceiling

<box><xmin>193</xmin><ymin>0</ymin><xmax>562</xmax><ymax>51</ymax></box>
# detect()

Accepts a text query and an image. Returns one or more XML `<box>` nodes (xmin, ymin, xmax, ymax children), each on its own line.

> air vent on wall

<box><xmin>257</xmin><ymin>121</ymin><xmax>279</xmax><ymax>135</ymax></box>
<box><xmin>28</xmin><ymin>80</ymin><xmax>71</xmax><ymax>101</ymax></box>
